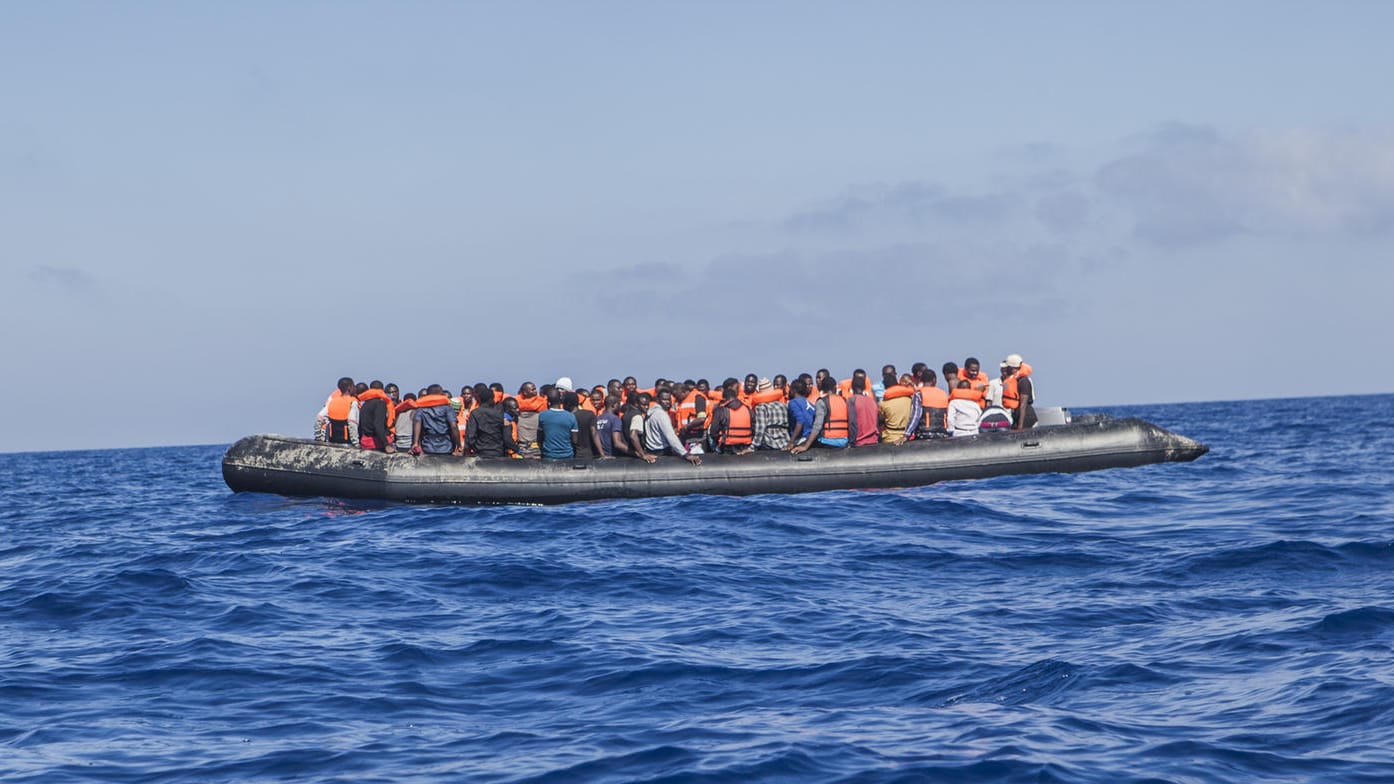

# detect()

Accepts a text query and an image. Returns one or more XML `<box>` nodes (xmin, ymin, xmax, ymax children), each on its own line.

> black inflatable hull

<box><xmin>222</xmin><ymin>416</ymin><xmax>1207</xmax><ymax>505</ymax></box>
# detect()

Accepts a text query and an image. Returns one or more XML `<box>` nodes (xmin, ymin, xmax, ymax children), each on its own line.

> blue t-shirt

<box><xmin>538</xmin><ymin>408</ymin><xmax>578</xmax><ymax>459</ymax></box>
<box><xmin>788</xmin><ymin>398</ymin><xmax>815</xmax><ymax>441</ymax></box>
<box><xmin>595</xmin><ymin>412</ymin><xmax>622</xmax><ymax>456</ymax></box>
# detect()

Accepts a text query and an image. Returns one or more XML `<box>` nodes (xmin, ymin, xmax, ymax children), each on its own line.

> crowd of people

<box><xmin>313</xmin><ymin>356</ymin><xmax>1037</xmax><ymax>462</ymax></box>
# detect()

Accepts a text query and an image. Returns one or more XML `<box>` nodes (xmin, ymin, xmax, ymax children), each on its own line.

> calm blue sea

<box><xmin>3</xmin><ymin>395</ymin><xmax>1393</xmax><ymax>783</ymax></box>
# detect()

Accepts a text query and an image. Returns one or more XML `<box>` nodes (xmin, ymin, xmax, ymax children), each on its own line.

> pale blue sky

<box><xmin>4</xmin><ymin>3</ymin><xmax>1392</xmax><ymax>451</ymax></box>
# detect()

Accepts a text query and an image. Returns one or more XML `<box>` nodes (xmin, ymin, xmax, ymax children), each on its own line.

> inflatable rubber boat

<box><xmin>222</xmin><ymin>414</ymin><xmax>1207</xmax><ymax>505</ymax></box>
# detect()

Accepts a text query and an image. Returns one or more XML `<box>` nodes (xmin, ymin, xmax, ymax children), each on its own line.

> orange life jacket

<box><xmin>950</xmin><ymin>387</ymin><xmax>983</xmax><ymax>407</ymax></box>
<box><xmin>357</xmin><ymin>388</ymin><xmax>395</xmax><ymax>428</ymax></box>
<box><xmin>515</xmin><ymin>395</ymin><xmax>547</xmax><ymax>412</ymax></box>
<box><xmin>822</xmin><ymin>395</ymin><xmax>850</xmax><ymax>440</ymax></box>
<box><xmin>749</xmin><ymin>388</ymin><xmax>785</xmax><ymax>405</ymax></box>
<box><xmin>414</xmin><ymin>394</ymin><xmax>452</xmax><ymax>408</ymax></box>
<box><xmin>676</xmin><ymin>390</ymin><xmax>708</xmax><ymax>429</ymax></box>
<box><xmin>325</xmin><ymin>391</ymin><xmax>356</xmax><ymax>444</ymax></box>
<box><xmin>837</xmin><ymin>378</ymin><xmax>874</xmax><ymax>398</ymax></box>
<box><xmin>881</xmin><ymin>385</ymin><xmax>915</xmax><ymax>401</ymax></box>
<box><xmin>722</xmin><ymin>401</ymin><xmax>753</xmax><ymax>446</ymax></box>
<box><xmin>326</xmin><ymin>392</ymin><xmax>356</xmax><ymax>421</ymax></box>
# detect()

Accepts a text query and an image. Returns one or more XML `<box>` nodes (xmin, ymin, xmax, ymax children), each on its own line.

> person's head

<box><xmin>369</xmin><ymin>379</ymin><xmax>384</xmax><ymax>390</ymax></box>
<box><xmin>403</xmin><ymin>392</ymin><xmax>417</xmax><ymax>402</ymax></box>
<box><xmin>956</xmin><ymin>380</ymin><xmax>970</xmax><ymax>389</ymax></box>
<box><xmin>653</xmin><ymin>378</ymin><xmax>666</xmax><ymax>390</ymax></box>
<box><xmin>851</xmin><ymin>375</ymin><xmax>867</xmax><ymax>393</ymax></box>
<box><xmin>773</xmin><ymin>374</ymin><xmax>787</xmax><ymax>390</ymax></box>
<box><xmin>964</xmin><ymin>358</ymin><xmax>981</xmax><ymax>378</ymax></box>
<box><xmin>882</xmin><ymin>369</ymin><xmax>899</xmax><ymax>389</ymax></box>
<box><xmin>623</xmin><ymin>377</ymin><xmax>638</xmax><ymax>393</ymax></box>
<box><xmin>920</xmin><ymin>369</ymin><xmax>937</xmax><ymax>386</ymax></box>
<box><xmin>337</xmin><ymin>376</ymin><xmax>355</xmax><ymax>394</ymax></box>
<box><xmin>899</xmin><ymin>373</ymin><xmax>915</xmax><ymax>387</ymax></box>
<box><xmin>852</xmin><ymin>368</ymin><xmax>868</xmax><ymax>388</ymax></box>
<box><xmin>545</xmin><ymin>388</ymin><xmax>562</xmax><ymax>408</ymax></box>
<box><xmin>942</xmin><ymin>362</ymin><xmax>958</xmax><ymax>380</ymax></box>
<box><xmin>1000</xmin><ymin>362</ymin><xmax>1013</xmax><ymax>379</ymax></box>
<box><xmin>519</xmin><ymin>381</ymin><xmax>537</xmax><ymax>397</ymax></box>
<box><xmin>634</xmin><ymin>391</ymin><xmax>652</xmax><ymax>410</ymax></box>
<box><xmin>1003</xmin><ymin>353</ymin><xmax>1023</xmax><ymax>374</ymax></box>
<box><xmin>910</xmin><ymin>362</ymin><xmax>927</xmax><ymax>376</ymax></box>
<box><xmin>744</xmin><ymin>373</ymin><xmax>758</xmax><ymax>394</ymax></box>
<box><xmin>554</xmin><ymin>376</ymin><xmax>574</xmax><ymax>393</ymax></box>
<box><xmin>607</xmin><ymin>378</ymin><xmax>622</xmax><ymax>395</ymax></box>
<box><xmin>590</xmin><ymin>388</ymin><xmax>606</xmax><ymax>411</ymax></box>
<box><xmin>427</xmin><ymin>383</ymin><xmax>444</xmax><ymax>396</ymax></box>
<box><xmin>672</xmin><ymin>380</ymin><xmax>690</xmax><ymax>399</ymax></box>
<box><xmin>490</xmin><ymin>382</ymin><xmax>505</xmax><ymax>396</ymax></box>
<box><xmin>604</xmin><ymin>393</ymin><xmax>621</xmax><ymax>413</ymax></box>
<box><xmin>473</xmin><ymin>383</ymin><xmax>492</xmax><ymax>407</ymax></box>
<box><xmin>696</xmin><ymin>379</ymin><xmax>711</xmax><ymax>394</ymax></box>
<box><xmin>789</xmin><ymin>378</ymin><xmax>807</xmax><ymax>398</ymax></box>
<box><xmin>562</xmin><ymin>391</ymin><xmax>578</xmax><ymax>411</ymax></box>
<box><xmin>721</xmin><ymin>377</ymin><xmax>740</xmax><ymax>396</ymax></box>
<box><xmin>503</xmin><ymin>397</ymin><xmax>519</xmax><ymax>416</ymax></box>
<box><xmin>385</xmin><ymin>383</ymin><xmax>399</xmax><ymax>402</ymax></box>
<box><xmin>417</xmin><ymin>388</ymin><xmax>428</xmax><ymax>398</ymax></box>
<box><xmin>354</xmin><ymin>382</ymin><xmax>369</xmax><ymax>395</ymax></box>
<box><xmin>797</xmin><ymin>372</ymin><xmax>814</xmax><ymax>389</ymax></box>
<box><xmin>815</xmin><ymin>368</ymin><xmax>831</xmax><ymax>384</ymax></box>
<box><xmin>460</xmin><ymin>386</ymin><xmax>474</xmax><ymax>406</ymax></box>
<box><xmin>882</xmin><ymin>364</ymin><xmax>897</xmax><ymax>380</ymax></box>
<box><xmin>656</xmin><ymin>388</ymin><xmax>674</xmax><ymax>409</ymax></box>
<box><xmin>819</xmin><ymin>376</ymin><xmax>837</xmax><ymax>395</ymax></box>
<box><xmin>722</xmin><ymin>384</ymin><xmax>739</xmax><ymax>401</ymax></box>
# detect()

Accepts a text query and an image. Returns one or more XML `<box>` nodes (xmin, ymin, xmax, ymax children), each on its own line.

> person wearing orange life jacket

<box><xmin>453</xmin><ymin>385</ymin><xmax>477</xmax><ymax>449</ymax></box>
<box><xmin>357</xmin><ymin>380</ymin><xmax>396</xmax><ymax>452</ymax></box>
<box><xmin>749</xmin><ymin>377</ymin><xmax>791</xmax><ymax>451</ymax></box>
<box><xmin>674</xmin><ymin>382</ymin><xmax>710</xmax><ymax>443</ymax></box>
<box><xmin>512</xmin><ymin>381</ymin><xmax>546</xmax><ymax>458</ymax></box>
<box><xmin>956</xmin><ymin>358</ymin><xmax>990</xmax><ymax>408</ymax></box>
<box><xmin>906</xmin><ymin>369</ymin><xmax>951</xmax><ymax>441</ymax></box>
<box><xmin>948</xmin><ymin>380</ymin><xmax>984</xmax><ymax>437</ymax></box>
<box><xmin>393</xmin><ymin>392</ymin><xmax>418</xmax><ymax>450</ymax></box>
<box><xmin>411</xmin><ymin>384</ymin><xmax>462</xmax><ymax>455</ymax></box>
<box><xmin>847</xmin><ymin>375</ymin><xmax>880</xmax><ymax>446</ymax></box>
<box><xmin>708</xmin><ymin>383</ymin><xmax>755</xmax><ymax>455</ymax></box>
<box><xmin>999</xmin><ymin>353</ymin><xmax>1038</xmax><ymax>430</ymax></box>
<box><xmin>791</xmin><ymin>376</ymin><xmax>855</xmax><ymax>453</ymax></box>
<box><xmin>837</xmin><ymin>369</ymin><xmax>875</xmax><ymax>401</ymax></box>
<box><xmin>878</xmin><ymin>373</ymin><xmax>917</xmax><ymax>445</ymax></box>
<box><xmin>738</xmin><ymin>374</ymin><xmax>759</xmax><ymax>408</ymax></box>
<box><xmin>317</xmin><ymin>377</ymin><xmax>360</xmax><ymax>446</ymax></box>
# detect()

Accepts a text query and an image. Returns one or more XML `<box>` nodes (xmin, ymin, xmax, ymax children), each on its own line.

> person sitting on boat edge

<box><xmin>878</xmin><ymin>374</ymin><xmax>916</xmax><ymax>445</ymax></box>
<box><xmin>565</xmin><ymin>389</ymin><xmax>605</xmax><ymax>459</ymax></box>
<box><xmin>948</xmin><ymin>380</ymin><xmax>982</xmax><ymax>438</ymax></box>
<box><xmin>645</xmin><ymin>388</ymin><xmax>701</xmax><ymax>465</ymax></box>
<box><xmin>357</xmin><ymin>380</ymin><xmax>396</xmax><ymax>453</ymax></box>
<box><xmin>411</xmin><ymin>384</ymin><xmax>461</xmax><ymax>456</ymax></box>
<box><xmin>903</xmin><ymin>369</ymin><xmax>951</xmax><ymax>442</ymax></box>
<box><xmin>393</xmin><ymin>392</ymin><xmax>417</xmax><ymax>451</ymax></box>
<box><xmin>847</xmin><ymin>375</ymin><xmax>879</xmax><ymax>448</ymax></box>
<box><xmin>750</xmin><ymin>377</ymin><xmax>791</xmax><ymax>452</ymax></box>
<box><xmin>790</xmin><ymin>376</ymin><xmax>851</xmax><ymax>454</ymax></box>
<box><xmin>594</xmin><ymin>394</ymin><xmax>625</xmax><ymax>458</ymax></box>
<box><xmin>317</xmin><ymin>377</ymin><xmax>359</xmax><ymax>446</ymax></box>
<box><xmin>538</xmin><ymin>388</ymin><xmax>579</xmax><ymax>460</ymax></box>
<box><xmin>786</xmin><ymin>377</ymin><xmax>816</xmax><ymax>446</ymax></box>
<box><xmin>707</xmin><ymin>380</ymin><xmax>755</xmax><ymax>455</ymax></box>
<box><xmin>465</xmin><ymin>383</ymin><xmax>517</xmax><ymax>458</ymax></box>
